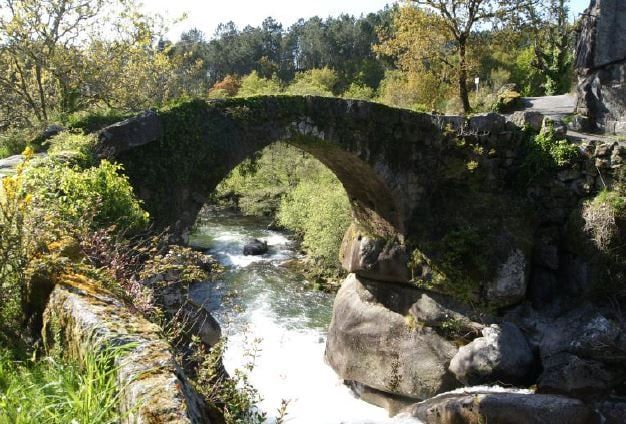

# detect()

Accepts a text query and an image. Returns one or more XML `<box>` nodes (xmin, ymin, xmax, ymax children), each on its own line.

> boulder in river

<box><xmin>243</xmin><ymin>238</ymin><xmax>268</xmax><ymax>256</ymax></box>
<box><xmin>325</xmin><ymin>274</ymin><xmax>459</xmax><ymax>401</ymax></box>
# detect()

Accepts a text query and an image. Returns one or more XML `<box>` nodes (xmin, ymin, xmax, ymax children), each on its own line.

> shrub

<box><xmin>582</xmin><ymin>189</ymin><xmax>625</xmax><ymax>255</ymax></box>
<box><xmin>25</xmin><ymin>159</ymin><xmax>149</xmax><ymax>232</ymax></box>
<box><xmin>285</xmin><ymin>68</ymin><xmax>338</xmax><ymax>96</ymax></box>
<box><xmin>520</xmin><ymin>123</ymin><xmax>579</xmax><ymax>185</ymax></box>
<box><xmin>0</xmin><ymin>150</ymin><xmax>30</xmax><ymax>336</ymax></box>
<box><xmin>210</xmin><ymin>74</ymin><xmax>242</xmax><ymax>97</ymax></box>
<box><xmin>277</xmin><ymin>170</ymin><xmax>351</xmax><ymax>269</ymax></box>
<box><xmin>342</xmin><ymin>83</ymin><xmax>375</xmax><ymax>101</ymax></box>
<box><xmin>237</xmin><ymin>71</ymin><xmax>282</xmax><ymax>97</ymax></box>
<box><xmin>47</xmin><ymin>132</ymin><xmax>98</xmax><ymax>167</ymax></box>
<box><xmin>0</xmin><ymin>127</ymin><xmax>40</xmax><ymax>158</ymax></box>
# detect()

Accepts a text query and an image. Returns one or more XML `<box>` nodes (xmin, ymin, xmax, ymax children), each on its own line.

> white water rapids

<box><xmin>189</xmin><ymin>212</ymin><xmax>422</xmax><ymax>424</ymax></box>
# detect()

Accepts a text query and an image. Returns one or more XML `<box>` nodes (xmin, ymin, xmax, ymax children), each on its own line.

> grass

<box><xmin>0</xmin><ymin>346</ymin><xmax>125</xmax><ymax>424</ymax></box>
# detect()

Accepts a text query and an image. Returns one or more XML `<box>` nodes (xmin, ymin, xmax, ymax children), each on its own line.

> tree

<box><xmin>527</xmin><ymin>0</ymin><xmax>573</xmax><ymax>95</ymax></box>
<box><xmin>0</xmin><ymin>0</ymin><xmax>108</xmax><ymax>124</ymax></box>
<box><xmin>385</xmin><ymin>0</ymin><xmax>535</xmax><ymax>113</ymax></box>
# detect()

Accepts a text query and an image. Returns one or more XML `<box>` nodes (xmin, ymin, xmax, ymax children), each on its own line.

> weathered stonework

<box><xmin>42</xmin><ymin>274</ymin><xmax>209</xmax><ymax>423</ymax></box>
<box><xmin>575</xmin><ymin>0</ymin><xmax>626</xmax><ymax>134</ymax></box>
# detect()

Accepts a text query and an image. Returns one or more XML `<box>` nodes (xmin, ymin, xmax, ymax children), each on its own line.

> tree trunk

<box><xmin>458</xmin><ymin>39</ymin><xmax>471</xmax><ymax>114</ymax></box>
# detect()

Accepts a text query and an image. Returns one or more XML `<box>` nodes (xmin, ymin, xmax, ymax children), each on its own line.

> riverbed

<box><xmin>189</xmin><ymin>210</ymin><xmax>420</xmax><ymax>424</ymax></box>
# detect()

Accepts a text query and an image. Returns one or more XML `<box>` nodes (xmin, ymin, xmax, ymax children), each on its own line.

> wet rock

<box><xmin>449</xmin><ymin>322</ymin><xmax>535</xmax><ymax>386</ymax></box>
<box><xmin>156</xmin><ymin>280</ymin><xmax>221</xmax><ymax>347</ymax></box>
<box><xmin>507</xmin><ymin>303</ymin><xmax>626</xmax><ymax>400</ymax></box>
<box><xmin>406</xmin><ymin>389</ymin><xmax>599</xmax><ymax>424</ymax></box>
<box><xmin>243</xmin><ymin>238</ymin><xmax>268</xmax><ymax>256</ymax></box>
<box><xmin>325</xmin><ymin>274</ymin><xmax>459</xmax><ymax>401</ymax></box>
<box><xmin>347</xmin><ymin>381</ymin><xmax>416</xmax><ymax>417</ymax></box>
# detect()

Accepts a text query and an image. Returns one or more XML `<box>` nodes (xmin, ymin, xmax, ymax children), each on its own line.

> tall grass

<box><xmin>0</xmin><ymin>346</ymin><xmax>125</xmax><ymax>423</ymax></box>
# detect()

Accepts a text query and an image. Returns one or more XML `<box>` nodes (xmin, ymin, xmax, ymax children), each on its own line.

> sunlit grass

<box><xmin>0</xmin><ymin>346</ymin><xmax>125</xmax><ymax>424</ymax></box>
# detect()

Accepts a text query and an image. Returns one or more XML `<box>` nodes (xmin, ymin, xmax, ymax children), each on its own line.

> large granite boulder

<box><xmin>325</xmin><ymin>274</ymin><xmax>460</xmax><ymax>401</ymax></box>
<box><xmin>575</xmin><ymin>0</ymin><xmax>626</xmax><ymax>134</ymax></box>
<box><xmin>406</xmin><ymin>389</ymin><xmax>599</xmax><ymax>424</ymax></box>
<box><xmin>449</xmin><ymin>322</ymin><xmax>535</xmax><ymax>386</ymax></box>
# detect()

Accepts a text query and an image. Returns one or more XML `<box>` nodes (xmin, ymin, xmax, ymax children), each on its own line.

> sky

<box><xmin>141</xmin><ymin>0</ymin><xmax>593</xmax><ymax>41</ymax></box>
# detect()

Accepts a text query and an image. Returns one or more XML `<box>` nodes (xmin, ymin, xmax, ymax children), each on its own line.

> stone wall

<box><xmin>42</xmin><ymin>274</ymin><xmax>209</xmax><ymax>423</ymax></box>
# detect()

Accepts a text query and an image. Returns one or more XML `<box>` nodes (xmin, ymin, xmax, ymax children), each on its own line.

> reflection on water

<box><xmin>190</xmin><ymin>211</ymin><xmax>421</xmax><ymax>424</ymax></box>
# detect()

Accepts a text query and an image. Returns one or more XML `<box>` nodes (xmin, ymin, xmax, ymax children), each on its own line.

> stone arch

<box><xmin>98</xmin><ymin>97</ymin><xmax>450</xmax><ymax>242</ymax></box>
<box><xmin>98</xmin><ymin>96</ymin><xmax>542</xmax><ymax>291</ymax></box>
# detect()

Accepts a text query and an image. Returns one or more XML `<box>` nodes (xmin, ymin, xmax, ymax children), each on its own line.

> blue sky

<box><xmin>142</xmin><ymin>0</ymin><xmax>592</xmax><ymax>41</ymax></box>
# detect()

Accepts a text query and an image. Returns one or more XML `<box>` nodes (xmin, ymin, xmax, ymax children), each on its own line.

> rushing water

<box><xmin>189</xmin><ymin>210</ymin><xmax>421</xmax><ymax>424</ymax></box>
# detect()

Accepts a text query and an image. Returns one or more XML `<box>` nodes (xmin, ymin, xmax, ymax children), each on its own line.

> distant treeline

<box><xmin>163</xmin><ymin>10</ymin><xmax>395</xmax><ymax>93</ymax></box>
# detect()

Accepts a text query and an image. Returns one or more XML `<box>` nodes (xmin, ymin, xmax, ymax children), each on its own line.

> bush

<box><xmin>25</xmin><ymin>159</ymin><xmax>149</xmax><ymax>232</ymax></box>
<box><xmin>277</xmin><ymin>170</ymin><xmax>351</xmax><ymax>269</ymax></box>
<box><xmin>285</xmin><ymin>68</ymin><xmax>338</xmax><ymax>96</ymax></box>
<box><xmin>342</xmin><ymin>83</ymin><xmax>375</xmax><ymax>101</ymax></box>
<box><xmin>47</xmin><ymin>132</ymin><xmax>98</xmax><ymax>166</ymax></box>
<box><xmin>520</xmin><ymin>123</ymin><xmax>579</xmax><ymax>185</ymax></box>
<box><xmin>210</xmin><ymin>74</ymin><xmax>242</xmax><ymax>97</ymax></box>
<box><xmin>583</xmin><ymin>189</ymin><xmax>625</xmax><ymax>255</ymax></box>
<box><xmin>237</xmin><ymin>71</ymin><xmax>282</xmax><ymax>97</ymax></box>
<box><xmin>0</xmin><ymin>127</ymin><xmax>40</xmax><ymax>159</ymax></box>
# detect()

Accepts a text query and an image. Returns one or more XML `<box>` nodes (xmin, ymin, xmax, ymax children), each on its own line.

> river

<box><xmin>189</xmin><ymin>210</ymin><xmax>421</xmax><ymax>424</ymax></box>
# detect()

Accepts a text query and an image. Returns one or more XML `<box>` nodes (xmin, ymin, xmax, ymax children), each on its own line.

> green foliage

<box><xmin>191</xmin><ymin>338</ymin><xmax>267</xmax><ymax>424</ymax></box>
<box><xmin>47</xmin><ymin>132</ymin><xmax>97</xmax><ymax>166</ymax></box>
<box><xmin>520</xmin><ymin>123</ymin><xmax>580</xmax><ymax>185</ymax></box>
<box><xmin>237</xmin><ymin>71</ymin><xmax>282</xmax><ymax>97</ymax></box>
<box><xmin>491</xmin><ymin>89</ymin><xmax>522</xmax><ymax>113</ymax></box>
<box><xmin>277</xmin><ymin>170</ymin><xmax>351</xmax><ymax>269</ymax></box>
<box><xmin>0</xmin><ymin>346</ymin><xmax>123</xmax><ymax>424</ymax></box>
<box><xmin>285</xmin><ymin>67</ymin><xmax>338</xmax><ymax>96</ymax></box>
<box><xmin>342</xmin><ymin>83</ymin><xmax>376</xmax><ymax>100</ymax></box>
<box><xmin>0</xmin><ymin>151</ymin><xmax>30</xmax><ymax>336</ymax></box>
<box><xmin>25</xmin><ymin>159</ymin><xmax>149</xmax><ymax>232</ymax></box>
<box><xmin>0</xmin><ymin>128</ymin><xmax>41</xmax><ymax>159</ymax></box>
<box><xmin>63</xmin><ymin>109</ymin><xmax>131</xmax><ymax>133</ymax></box>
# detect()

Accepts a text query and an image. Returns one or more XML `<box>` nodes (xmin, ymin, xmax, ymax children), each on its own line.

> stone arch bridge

<box><xmin>97</xmin><ymin>95</ymin><xmax>610</xmax><ymax>300</ymax></box>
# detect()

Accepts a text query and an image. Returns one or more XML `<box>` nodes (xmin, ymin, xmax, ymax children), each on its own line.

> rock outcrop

<box><xmin>575</xmin><ymin>0</ymin><xmax>626</xmax><ymax>134</ymax></box>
